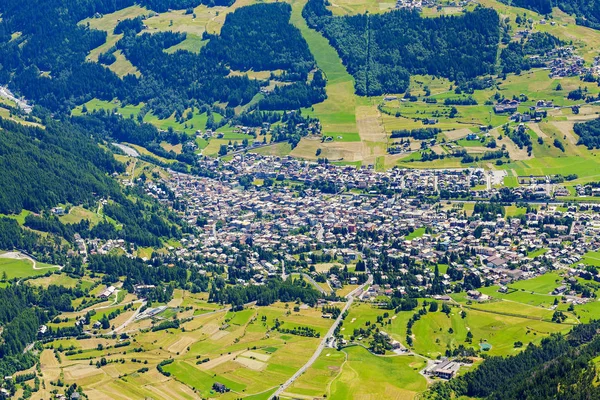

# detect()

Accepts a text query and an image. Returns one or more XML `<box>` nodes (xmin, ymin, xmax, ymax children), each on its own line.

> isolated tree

<box><xmin>218</xmin><ymin>144</ymin><xmax>228</xmax><ymax>157</ymax></box>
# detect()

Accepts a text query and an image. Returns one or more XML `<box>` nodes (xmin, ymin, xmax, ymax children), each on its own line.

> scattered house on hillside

<box><xmin>133</xmin><ymin>284</ymin><xmax>156</xmax><ymax>298</ymax></box>
<box><xmin>98</xmin><ymin>285</ymin><xmax>116</xmax><ymax>299</ymax></box>
<box><xmin>51</xmin><ymin>207</ymin><xmax>65</xmax><ymax>215</ymax></box>
<box><xmin>493</xmin><ymin>99</ymin><xmax>519</xmax><ymax>114</ymax></box>
<box><xmin>553</xmin><ymin>285</ymin><xmax>567</xmax><ymax>295</ymax></box>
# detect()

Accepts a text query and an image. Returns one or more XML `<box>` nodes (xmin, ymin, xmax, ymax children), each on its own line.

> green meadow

<box><xmin>290</xmin><ymin>0</ymin><xmax>360</xmax><ymax>142</ymax></box>
<box><xmin>329</xmin><ymin>346</ymin><xmax>427</xmax><ymax>399</ymax></box>
<box><xmin>0</xmin><ymin>257</ymin><xmax>59</xmax><ymax>279</ymax></box>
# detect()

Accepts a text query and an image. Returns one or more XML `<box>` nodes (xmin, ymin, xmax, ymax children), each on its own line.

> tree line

<box><xmin>574</xmin><ymin>117</ymin><xmax>600</xmax><ymax>149</ymax></box>
<box><xmin>0</xmin><ymin>0</ymin><xmax>327</xmax><ymax>123</ymax></box>
<box><xmin>425</xmin><ymin>320</ymin><xmax>600</xmax><ymax>399</ymax></box>
<box><xmin>303</xmin><ymin>0</ymin><xmax>499</xmax><ymax>96</ymax></box>
<box><xmin>501</xmin><ymin>0</ymin><xmax>600</xmax><ymax>30</ymax></box>
<box><xmin>0</xmin><ymin>117</ymin><xmax>122</xmax><ymax>214</ymax></box>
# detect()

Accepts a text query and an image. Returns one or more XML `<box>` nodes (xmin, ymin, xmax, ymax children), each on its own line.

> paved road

<box><xmin>3</xmin><ymin>250</ymin><xmax>63</xmax><ymax>271</ymax></box>
<box><xmin>112</xmin><ymin>143</ymin><xmax>140</xmax><ymax>157</ymax></box>
<box><xmin>281</xmin><ymin>259</ymin><xmax>287</xmax><ymax>281</ymax></box>
<box><xmin>109</xmin><ymin>300</ymin><xmax>147</xmax><ymax>334</ymax></box>
<box><xmin>300</xmin><ymin>273</ymin><xmax>328</xmax><ymax>294</ymax></box>
<box><xmin>0</xmin><ymin>86</ymin><xmax>32</xmax><ymax>113</ymax></box>
<box><xmin>270</xmin><ymin>273</ymin><xmax>373</xmax><ymax>399</ymax></box>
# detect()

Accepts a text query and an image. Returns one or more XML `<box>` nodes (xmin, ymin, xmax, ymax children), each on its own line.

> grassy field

<box><xmin>528</xmin><ymin>248</ymin><xmax>549</xmax><ymax>258</ymax></box>
<box><xmin>290</xmin><ymin>0</ymin><xmax>360</xmax><ymax>143</ymax></box>
<box><xmin>329</xmin><ymin>346</ymin><xmax>427</xmax><ymax>399</ymax></box>
<box><xmin>0</xmin><ymin>257</ymin><xmax>59</xmax><ymax>279</ymax></box>
<box><xmin>27</xmin><ymin>274</ymin><xmax>94</xmax><ymax>289</ymax></box>
<box><xmin>411</xmin><ymin>305</ymin><xmax>569</xmax><ymax>357</ymax></box>
<box><xmin>250</xmin><ymin>142</ymin><xmax>293</xmax><ymax>157</ymax></box>
<box><xmin>509</xmin><ymin>272</ymin><xmax>564</xmax><ymax>294</ymax></box>
<box><xmin>59</xmin><ymin>206</ymin><xmax>101</xmax><ymax>225</ymax></box>
<box><xmin>0</xmin><ymin>209</ymin><xmax>32</xmax><ymax>225</ymax></box>
<box><xmin>578</xmin><ymin>251</ymin><xmax>600</xmax><ymax>267</ymax></box>
<box><xmin>72</xmin><ymin>99</ymin><xmax>144</xmax><ymax>119</ymax></box>
<box><xmin>405</xmin><ymin>227</ymin><xmax>427</xmax><ymax>240</ymax></box>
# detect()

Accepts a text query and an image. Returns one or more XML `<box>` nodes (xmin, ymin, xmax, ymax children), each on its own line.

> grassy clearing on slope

<box><xmin>0</xmin><ymin>258</ymin><xmax>58</xmax><ymax>279</ymax></box>
<box><xmin>290</xmin><ymin>0</ymin><xmax>359</xmax><ymax>142</ymax></box>
<box><xmin>329</xmin><ymin>346</ymin><xmax>427</xmax><ymax>399</ymax></box>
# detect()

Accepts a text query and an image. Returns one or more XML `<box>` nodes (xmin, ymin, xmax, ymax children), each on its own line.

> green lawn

<box><xmin>0</xmin><ymin>258</ymin><xmax>59</xmax><ymax>279</ymax></box>
<box><xmin>290</xmin><ymin>0</ymin><xmax>360</xmax><ymax>141</ymax></box>
<box><xmin>505</xmin><ymin>205</ymin><xmax>528</xmax><ymax>217</ymax></box>
<box><xmin>510</xmin><ymin>272</ymin><xmax>565</xmax><ymax>294</ymax></box>
<box><xmin>528</xmin><ymin>248</ymin><xmax>549</xmax><ymax>258</ymax></box>
<box><xmin>405</xmin><ymin>227</ymin><xmax>426</xmax><ymax>240</ymax></box>
<box><xmin>329</xmin><ymin>346</ymin><xmax>427</xmax><ymax>399</ymax></box>
<box><xmin>0</xmin><ymin>210</ymin><xmax>32</xmax><ymax>225</ymax></box>
<box><xmin>579</xmin><ymin>251</ymin><xmax>600</xmax><ymax>267</ymax></box>
<box><xmin>503</xmin><ymin>176</ymin><xmax>519</xmax><ymax>188</ymax></box>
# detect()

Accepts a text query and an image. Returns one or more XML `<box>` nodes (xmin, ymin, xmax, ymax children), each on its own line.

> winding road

<box><xmin>1</xmin><ymin>251</ymin><xmax>63</xmax><ymax>271</ymax></box>
<box><xmin>270</xmin><ymin>272</ymin><xmax>373</xmax><ymax>399</ymax></box>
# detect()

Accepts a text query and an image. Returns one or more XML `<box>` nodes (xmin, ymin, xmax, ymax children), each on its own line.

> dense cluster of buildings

<box><xmin>127</xmin><ymin>154</ymin><xmax>600</xmax><ymax>301</ymax></box>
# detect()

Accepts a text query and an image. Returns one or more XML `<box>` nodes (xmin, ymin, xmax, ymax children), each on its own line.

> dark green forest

<box><xmin>0</xmin><ymin>0</ymin><xmax>326</xmax><ymax>122</ymax></box>
<box><xmin>303</xmin><ymin>0</ymin><xmax>500</xmax><ymax>95</ymax></box>
<box><xmin>502</xmin><ymin>0</ymin><xmax>600</xmax><ymax>30</ymax></box>
<box><xmin>0</xmin><ymin>117</ymin><xmax>121</xmax><ymax>214</ymax></box>
<box><xmin>574</xmin><ymin>117</ymin><xmax>600</xmax><ymax>148</ymax></box>
<box><xmin>425</xmin><ymin>320</ymin><xmax>600</xmax><ymax>399</ymax></box>
<box><xmin>202</xmin><ymin>3</ymin><xmax>314</xmax><ymax>74</ymax></box>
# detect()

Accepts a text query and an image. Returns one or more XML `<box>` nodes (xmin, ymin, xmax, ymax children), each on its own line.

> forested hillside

<box><xmin>502</xmin><ymin>0</ymin><xmax>600</xmax><ymax>30</ymax></box>
<box><xmin>0</xmin><ymin>118</ymin><xmax>122</xmax><ymax>214</ymax></box>
<box><xmin>574</xmin><ymin>117</ymin><xmax>600</xmax><ymax>148</ymax></box>
<box><xmin>202</xmin><ymin>3</ymin><xmax>315</xmax><ymax>74</ymax></box>
<box><xmin>0</xmin><ymin>0</ymin><xmax>327</xmax><ymax>128</ymax></box>
<box><xmin>303</xmin><ymin>0</ymin><xmax>499</xmax><ymax>95</ymax></box>
<box><xmin>425</xmin><ymin>321</ymin><xmax>600</xmax><ymax>399</ymax></box>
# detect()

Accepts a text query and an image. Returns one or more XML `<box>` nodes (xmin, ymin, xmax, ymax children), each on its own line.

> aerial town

<box><xmin>83</xmin><ymin>153</ymin><xmax>600</xmax><ymax>317</ymax></box>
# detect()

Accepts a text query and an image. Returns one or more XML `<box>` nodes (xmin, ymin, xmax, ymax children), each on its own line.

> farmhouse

<box><xmin>98</xmin><ymin>285</ymin><xmax>116</xmax><ymax>299</ymax></box>
<box><xmin>493</xmin><ymin>99</ymin><xmax>519</xmax><ymax>114</ymax></box>
<box><xmin>553</xmin><ymin>285</ymin><xmax>567</xmax><ymax>295</ymax></box>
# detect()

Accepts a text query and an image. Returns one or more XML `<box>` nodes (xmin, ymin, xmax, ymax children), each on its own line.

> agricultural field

<box><xmin>38</xmin><ymin>301</ymin><xmax>335</xmax><ymax>400</ymax></box>
<box><xmin>29</xmin><ymin>268</ymin><xmax>600</xmax><ymax>400</ymax></box>
<box><xmin>68</xmin><ymin>0</ymin><xmax>600</xmax><ymax>175</ymax></box>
